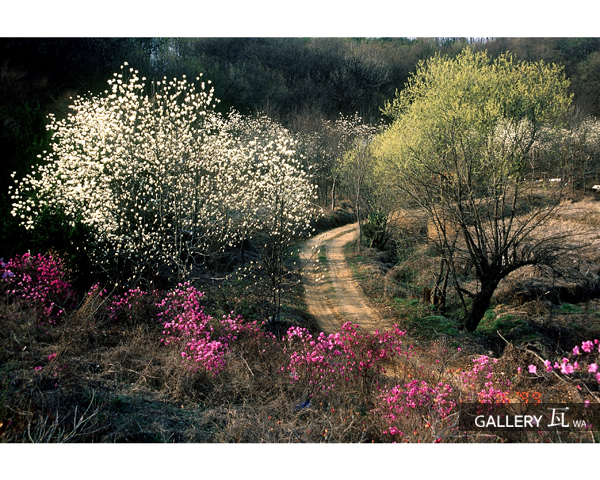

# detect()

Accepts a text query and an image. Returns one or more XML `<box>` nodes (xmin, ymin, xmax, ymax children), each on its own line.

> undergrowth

<box><xmin>1</xmin><ymin>252</ymin><xmax>599</xmax><ymax>443</ymax></box>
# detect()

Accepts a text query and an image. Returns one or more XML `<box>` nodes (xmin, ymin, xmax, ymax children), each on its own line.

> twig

<box><xmin>234</xmin><ymin>353</ymin><xmax>254</xmax><ymax>378</ymax></box>
<box><xmin>579</xmin><ymin>379</ymin><xmax>600</xmax><ymax>403</ymax></box>
<box><xmin>121</xmin><ymin>366</ymin><xmax>159</xmax><ymax>380</ymax></box>
<box><xmin>497</xmin><ymin>329</ymin><xmax>566</xmax><ymax>384</ymax></box>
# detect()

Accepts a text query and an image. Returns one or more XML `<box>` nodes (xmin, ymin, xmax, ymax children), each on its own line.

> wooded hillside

<box><xmin>2</xmin><ymin>37</ymin><xmax>600</xmax><ymax>261</ymax></box>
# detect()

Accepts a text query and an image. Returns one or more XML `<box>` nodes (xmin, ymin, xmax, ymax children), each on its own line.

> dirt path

<box><xmin>299</xmin><ymin>222</ymin><xmax>392</xmax><ymax>335</ymax></box>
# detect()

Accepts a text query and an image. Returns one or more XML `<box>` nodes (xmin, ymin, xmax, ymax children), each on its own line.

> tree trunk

<box><xmin>331</xmin><ymin>177</ymin><xmax>336</xmax><ymax>211</ymax></box>
<box><xmin>356</xmin><ymin>198</ymin><xmax>362</xmax><ymax>252</ymax></box>
<box><xmin>464</xmin><ymin>277</ymin><xmax>501</xmax><ymax>332</ymax></box>
<box><xmin>431</xmin><ymin>258</ymin><xmax>449</xmax><ymax>309</ymax></box>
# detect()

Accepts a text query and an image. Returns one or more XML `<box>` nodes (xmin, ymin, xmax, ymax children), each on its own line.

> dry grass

<box><xmin>2</xmin><ymin>196</ymin><xmax>600</xmax><ymax>443</ymax></box>
<box><xmin>0</xmin><ymin>292</ymin><xmax>396</xmax><ymax>442</ymax></box>
<box><xmin>0</xmin><ymin>265</ymin><xmax>393</xmax><ymax>443</ymax></box>
<box><xmin>344</xmin><ymin>196</ymin><xmax>600</xmax><ymax>441</ymax></box>
<box><xmin>2</xmin><ymin>284</ymin><xmax>597</xmax><ymax>443</ymax></box>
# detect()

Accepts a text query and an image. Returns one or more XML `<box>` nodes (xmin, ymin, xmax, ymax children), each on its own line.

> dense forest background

<box><xmin>3</xmin><ymin>37</ymin><xmax>600</xmax><ymax>262</ymax></box>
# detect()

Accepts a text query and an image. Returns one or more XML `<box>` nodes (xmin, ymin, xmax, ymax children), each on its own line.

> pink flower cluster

<box><xmin>87</xmin><ymin>283</ymin><xmax>107</xmax><ymax>297</ymax></box>
<box><xmin>524</xmin><ymin>339</ymin><xmax>600</xmax><ymax>383</ymax></box>
<box><xmin>282</xmin><ymin>322</ymin><xmax>407</xmax><ymax>397</ymax></box>
<box><xmin>461</xmin><ymin>355</ymin><xmax>511</xmax><ymax>404</ymax></box>
<box><xmin>375</xmin><ymin>380</ymin><xmax>456</xmax><ymax>437</ymax></box>
<box><xmin>158</xmin><ymin>283</ymin><xmax>262</xmax><ymax>375</ymax></box>
<box><xmin>108</xmin><ymin>287</ymin><xmax>159</xmax><ymax>322</ymax></box>
<box><xmin>33</xmin><ymin>352</ymin><xmax>58</xmax><ymax>372</ymax></box>
<box><xmin>282</xmin><ymin>326</ymin><xmax>345</xmax><ymax>391</ymax></box>
<box><xmin>0</xmin><ymin>253</ymin><xmax>76</xmax><ymax>323</ymax></box>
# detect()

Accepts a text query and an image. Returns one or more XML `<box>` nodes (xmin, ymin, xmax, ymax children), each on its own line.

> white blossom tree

<box><xmin>10</xmin><ymin>64</ymin><xmax>318</xmax><ymax>289</ymax></box>
<box><xmin>224</xmin><ymin>113</ymin><xmax>319</xmax><ymax>321</ymax></box>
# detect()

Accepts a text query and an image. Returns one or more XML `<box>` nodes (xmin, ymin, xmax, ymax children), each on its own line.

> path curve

<box><xmin>299</xmin><ymin>222</ymin><xmax>390</xmax><ymax>335</ymax></box>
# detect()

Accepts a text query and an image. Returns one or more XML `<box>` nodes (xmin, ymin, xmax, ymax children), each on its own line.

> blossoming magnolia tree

<box><xmin>225</xmin><ymin>113</ymin><xmax>319</xmax><ymax>321</ymax></box>
<box><xmin>10</xmin><ymin>64</ymin><xmax>317</xmax><ymax>287</ymax></box>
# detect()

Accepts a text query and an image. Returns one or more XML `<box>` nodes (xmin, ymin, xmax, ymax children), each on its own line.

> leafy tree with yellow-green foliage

<box><xmin>373</xmin><ymin>48</ymin><xmax>573</xmax><ymax>332</ymax></box>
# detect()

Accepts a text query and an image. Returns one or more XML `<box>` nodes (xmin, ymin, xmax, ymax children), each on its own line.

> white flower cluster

<box><xmin>223</xmin><ymin>112</ymin><xmax>317</xmax><ymax>245</ymax></box>
<box><xmin>10</xmin><ymin>64</ymin><xmax>317</xmax><ymax>285</ymax></box>
<box><xmin>528</xmin><ymin>117</ymin><xmax>600</xmax><ymax>179</ymax></box>
<box><xmin>534</xmin><ymin>118</ymin><xmax>600</xmax><ymax>153</ymax></box>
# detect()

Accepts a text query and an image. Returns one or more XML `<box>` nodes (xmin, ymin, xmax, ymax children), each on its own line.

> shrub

<box><xmin>522</xmin><ymin>338</ymin><xmax>600</xmax><ymax>390</ymax></box>
<box><xmin>460</xmin><ymin>354</ymin><xmax>512</xmax><ymax>404</ymax></box>
<box><xmin>107</xmin><ymin>287</ymin><xmax>161</xmax><ymax>324</ymax></box>
<box><xmin>158</xmin><ymin>283</ymin><xmax>266</xmax><ymax>375</ymax></box>
<box><xmin>374</xmin><ymin>379</ymin><xmax>456</xmax><ymax>442</ymax></box>
<box><xmin>0</xmin><ymin>253</ymin><xmax>76</xmax><ymax>323</ymax></box>
<box><xmin>10</xmin><ymin>65</ymin><xmax>317</xmax><ymax>288</ymax></box>
<box><xmin>282</xmin><ymin>322</ymin><xmax>408</xmax><ymax>401</ymax></box>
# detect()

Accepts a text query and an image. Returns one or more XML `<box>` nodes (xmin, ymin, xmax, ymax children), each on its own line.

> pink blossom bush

<box><xmin>282</xmin><ymin>322</ymin><xmax>407</xmax><ymax>398</ymax></box>
<box><xmin>0</xmin><ymin>253</ymin><xmax>76</xmax><ymax>323</ymax></box>
<box><xmin>158</xmin><ymin>283</ymin><xmax>263</xmax><ymax>375</ymax></box>
<box><xmin>371</xmin><ymin>352</ymin><xmax>511</xmax><ymax>442</ymax></box>
<box><xmin>282</xmin><ymin>326</ymin><xmax>345</xmax><ymax>395</ymax></box>
<box><xmin>107</xmin><ymin>287</ymin><xmax>160</xmax><ymax>323</ymax></box>
<box><xmin>374</xmin><ymin>379</ymin><xmax>456</xmax><ymax>440</ymax></box>
<box><xmin>460</xmin><ymin>355</ymin><xmax>511</xmax><ymax>404</ymax></box>
<box><xmin>522</xmin><ymin>338</ymin><xmax>600</xmax><ymax>389</ymax></box>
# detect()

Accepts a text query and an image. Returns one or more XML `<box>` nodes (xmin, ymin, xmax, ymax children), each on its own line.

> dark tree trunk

<box><xmin>464</xmin><ymin>277</ymin><xmax>502</xmax><ymax>332</ymax></box>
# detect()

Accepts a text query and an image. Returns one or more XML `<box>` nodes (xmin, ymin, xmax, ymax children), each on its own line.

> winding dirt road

<box><xmin>299</xmin><ymin>222</ymin><xmax>391</xmax><ymax>335</ymax></box>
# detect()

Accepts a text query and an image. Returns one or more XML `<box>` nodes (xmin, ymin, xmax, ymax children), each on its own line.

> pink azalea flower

<box><xmin>572</xmin><ymin>346</ymin><xmax>580</xmax><ymax>355</ymax></box>
<box><xmin>581</xmin><ymin>341</ymin><xmax>594</xmax><ymax>353</ymax></box>
<box><xmin>561</xmin><ymin>363</ymin><xmax>574</xmax><ymax>374</ymax></box>
<box><xmin>528</xmin><ymin>365</ymin><xmax>537</xmax><ymax>374</ymax></box>
<box><xmin>588</xmin><ymin>363</ymin><xmax>598</xmax><ymax>373</ymax></box>
<box><xmin>543</xmin><ymin>360</ymin><xmax>553</xmax><ymax>372</ymax></box>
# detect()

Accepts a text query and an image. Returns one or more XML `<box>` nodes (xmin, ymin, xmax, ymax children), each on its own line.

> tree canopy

<box><xmin>373</xmin><ymin>48</ymin><xmax>573</xmax><ymax>331</ymax></box>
